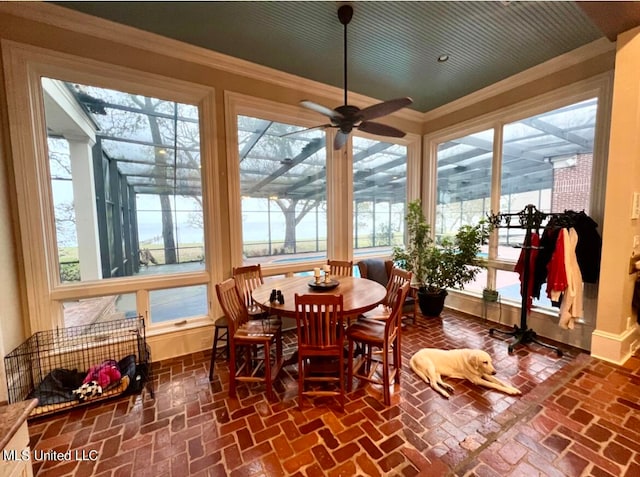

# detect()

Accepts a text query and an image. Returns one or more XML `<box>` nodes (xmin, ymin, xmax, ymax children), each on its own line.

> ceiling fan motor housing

<box><xmin>338</xmin><ymin>5</ymin><xmax>353</xmax><ymax>25</ymax></box>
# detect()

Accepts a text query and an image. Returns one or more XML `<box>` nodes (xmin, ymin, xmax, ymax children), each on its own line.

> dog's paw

<box><xmin>506</xmin><ymin>386</ymin><xmax>521</xmax><ymax>395</ymax></box>
<box><xmin>434</xmin><ymin>384</ymin><xmax>452</xmax><ymax>398</ymax></box>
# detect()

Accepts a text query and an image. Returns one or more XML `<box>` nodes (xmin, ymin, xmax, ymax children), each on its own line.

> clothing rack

<box><xmin>487</xmin><ymin>204</ymin><xmax>565</xmax><ymax>357</ymax></box>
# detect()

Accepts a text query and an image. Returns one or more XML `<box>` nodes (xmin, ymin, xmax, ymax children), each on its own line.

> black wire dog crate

<box><xmin>4</xmin><ymin>316</ymin><xmax>153</xmax><ymax>417</ymax></box>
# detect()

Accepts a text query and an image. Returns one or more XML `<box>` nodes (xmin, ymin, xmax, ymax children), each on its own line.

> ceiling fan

<box><xmin>295</xmin><ymin>4</ymin><xmax>413</xmax><ymax>150</ymax></box>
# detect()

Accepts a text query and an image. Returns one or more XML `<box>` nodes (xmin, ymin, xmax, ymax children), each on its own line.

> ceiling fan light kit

<box><xmin>298</xmin><ymin>5</ymin><xmax>413</xmax><ymax>150</ymax></box>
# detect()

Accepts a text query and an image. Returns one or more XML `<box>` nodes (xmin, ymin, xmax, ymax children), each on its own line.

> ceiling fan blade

<box><xmin>334</xmin><ymin>130</ymin><xmax>349</xmax><ymax>150</ymax></box>
<box><xmin>280</xmin><ymin>124</ymin><xmax>331</xmax><ymax>138</ymax></box>
<box><xmin>358</xmin><ymin>97</ymin><xmax>413</xmax><ymax>121</ymax></box>
<box><xmin>358</xmin><ymin>121</ymin><xmax>406</xmax><ymax>138</ymax></box>
<box><xmin>300</xmin><ymin>100</ymin><xmax>343</xmax><ymax>120</ymax></box>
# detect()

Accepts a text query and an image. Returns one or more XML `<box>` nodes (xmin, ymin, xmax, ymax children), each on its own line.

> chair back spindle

<box><xmin>232</xmin><ymin>264</ymin><xmax>268</xmax><ymax>319</ymax></box>
<box><xmin>327</xmin><ymin>259</ymin><xmax>353</xmax><ymax>277</ymax></box>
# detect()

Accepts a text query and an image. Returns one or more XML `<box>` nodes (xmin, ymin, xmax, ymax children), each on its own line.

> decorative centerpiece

<box><xmin>309</xmin><ymin>265</ymin><xmax>339</xmax><ymax>290</ymax></box>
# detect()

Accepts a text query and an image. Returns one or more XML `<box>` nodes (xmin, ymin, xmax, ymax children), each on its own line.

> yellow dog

<box><xmin>410</xmin><ymin>348</ymin><xmax>521</xmax><ymax>398</ymax></box>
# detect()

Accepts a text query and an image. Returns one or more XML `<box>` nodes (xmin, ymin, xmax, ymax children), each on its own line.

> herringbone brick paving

<box><xmin>26</xmin><ymin>309</ymin><xmax>640</xmax><ymax>476</ymax></box>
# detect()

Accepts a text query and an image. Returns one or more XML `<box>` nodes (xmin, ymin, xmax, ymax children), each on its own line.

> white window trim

<box><xmin>2</xmin><ymin>40</ymin><xmax>223</xmax><ymax>333</ymax></box>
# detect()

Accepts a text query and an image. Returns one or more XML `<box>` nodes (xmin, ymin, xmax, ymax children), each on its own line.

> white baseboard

<box><xmin>590</xmin><ymin>324</ymin><xmax>640</xmax><ymax>365</ymax></box>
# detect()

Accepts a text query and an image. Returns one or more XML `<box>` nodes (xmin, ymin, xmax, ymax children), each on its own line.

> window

<box><xmin>150</xmin><ymin>285</ymin><xmax>208</xmax><ymax>324</ymax></box>
<box><xmin>4</xmin><ymin>43</ymin><xmax>216</xmax><ymax>331</ymax></box>
<box><xmin>352</xmin><ymin>137</ymin><xmax>407</xmax><ymax>254</ymax></box>
<box><xmin>499</xmin><ymin>98</ymin><xmax>597</xmax><ymax>306</ymax></box>
<box><xmin>237</xmin><ymin>115</ymin><xmax>327</xmax><ymax>265</ymax></box>
<box><xmin>430</xmin><ymin>93</ymin><xmax>601</xmax><ymax>311</ymax></box>
<box><xmin>435</xmin><ymin>129</ymin><xmax>493</xmax><ymax>241</ymax></box>
<box><xmin>62</xmin><ymin>294</ymin><xmax>137</xmax><ymax>328</ymax></box>
<box><xmin>44</xmin><ymin>78</ymin><xmax>205</xmax><ymax>283</ymax></box>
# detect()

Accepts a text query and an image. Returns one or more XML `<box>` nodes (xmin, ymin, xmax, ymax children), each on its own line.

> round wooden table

<box><xmin>252</xmin><ymin>275</ymin><xmax>387</xmax><ymax>319</ymax></box>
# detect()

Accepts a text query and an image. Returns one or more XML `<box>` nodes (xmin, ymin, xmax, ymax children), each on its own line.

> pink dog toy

<box><xmin>83</xmin><ymin>359</ymin><xmax>121</xmax><ymax>389</ymax></box>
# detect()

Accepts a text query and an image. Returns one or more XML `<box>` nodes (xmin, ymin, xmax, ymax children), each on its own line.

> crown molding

<box><xmin>422</xmin><ymin>38</ymin><xmax>616</xmax><ymax>122</ymax></box>
<box><xmin>0</xmin><ymin>2</ymin><xmax>423</xmax><ymax>124</ymax></box>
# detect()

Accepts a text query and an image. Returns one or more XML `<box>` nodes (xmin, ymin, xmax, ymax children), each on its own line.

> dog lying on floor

<box><xmin>409</xmin><ymin>348</ymin><xmax>521</xmax><ymax>398</ymax></box>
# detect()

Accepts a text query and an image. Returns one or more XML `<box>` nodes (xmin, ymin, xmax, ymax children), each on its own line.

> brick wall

<box><xmin>551</xmin><ymin>153</ymin><xmax>593</xmax><ymax>212</ymax></box>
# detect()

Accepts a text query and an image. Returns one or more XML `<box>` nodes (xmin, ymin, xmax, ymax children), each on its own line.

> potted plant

<box><xmin>482</xmin><ymin>288</ymin><xmax>499</xmax><ymax>302</ymax></box>
<box><xmin>392</xmin><ymin>199</ymin><xmax>487</xmax><ymax>316</ymax></box>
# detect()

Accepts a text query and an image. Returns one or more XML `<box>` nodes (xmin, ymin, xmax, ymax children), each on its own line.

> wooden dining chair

<box><xmin>359</xmin><ymin>260</ymin><xmax>417</xmax><ymax>324</ymax></box>
<box><xmin>232</xmin><ymin>264</ymin><xmax>269</xmax><ymax>320</ymax></box>
<box><xmin>359</xmin><ymin>267</ymin><xmax>413</xmax><ymax>322</ymax></box>
<box><xmin>327</xmin><ymin>259</ymin><xmax>353</xmax><ymax>277</ymax></box>
<box><xmin>294</xmin><ymin>293</ymin><xmax>345</xmax><ymax>410</ymax></box>
<box><xmin>215</xmin><ymin>278</ymin><xmax>283</xmax><ymax>400</ymax></box>
<box><xmin>347</xmin><ymin>282</ymin><xmax>410</xmax><ymax>405</ymax></box>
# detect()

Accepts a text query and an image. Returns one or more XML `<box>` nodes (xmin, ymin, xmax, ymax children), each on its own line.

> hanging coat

<box><xmin>567</xmin><ymin>210</ymin><xmax>602</xmax><ymax>283</ymax></box>
<box><xmin>514</xmin><ymin>233</ymin><xmax>540</xmax><ymax>312</ymax></box>
<box><xmin>533</xmin><ymin>226</ymin><xmax>560</xmax><ymax>299</ymax></box>
<box><xmin>558</xmin><ymin>228</ymin><xmax>583</xmax><ymax>330</ymax></box>
<box><xmin>546</xmin><ymin>229</ymin><xmax>567</xmax><ymax>301</ymax></box>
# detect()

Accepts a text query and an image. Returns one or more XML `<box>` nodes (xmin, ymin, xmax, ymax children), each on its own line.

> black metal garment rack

<box><xmin>487</xmin><ymin>204</ymin><xmax>564</xmax><ymax>357</ymax></box>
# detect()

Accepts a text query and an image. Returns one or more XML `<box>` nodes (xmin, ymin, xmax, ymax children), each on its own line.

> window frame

<box><xmin>2</xmin><ymin>40</ymin><xmax>223</xmax><ymax>333</ymax></box>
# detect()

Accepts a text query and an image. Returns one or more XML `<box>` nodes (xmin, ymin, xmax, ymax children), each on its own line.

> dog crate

<box><xmin>4</xmin><ymin>316</ymin><xmax>153</xmax><ymax>417</ymax></box>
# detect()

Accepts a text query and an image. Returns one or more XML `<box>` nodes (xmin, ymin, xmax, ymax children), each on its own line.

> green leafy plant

<box><xmin>392</xmin><ymin>199</ymin><xmax>487</xmax><ymax>294</ymax></box>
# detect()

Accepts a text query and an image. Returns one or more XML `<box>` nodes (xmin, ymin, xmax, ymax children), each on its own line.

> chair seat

<box><xmin>359</xmin><ymin>304</ymin><xmax>391</xmax><ymax>321</ymax></box>
<box><xmin>347</xmin><ymin>320</ymin><xmax>386</xmax><ymax>344</ymax></box>
<box><xmin>248</xmin><ymin>304</ymin><xmax>269</xmax><ymax>319</ymax></box>
<box><xmin>234</xmin><ymin>318</ymin><xmax>282</xmax><ymax>341</ymax></box>
<box><xmin>214</xmin><ymin>316</ymin><xmax>229</xmax><ymax>327</ymax></box>
<box><xmin>262</xmin><ymin>316</ymin><xmax>283</xmax><ymax>327</ymax></box>
<box><xmin>360</xmin><ymin>300</ymin><xmax>415</xmax><ymax>324</ymax></box>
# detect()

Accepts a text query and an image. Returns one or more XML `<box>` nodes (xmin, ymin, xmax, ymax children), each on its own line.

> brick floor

<box><xmin>27</xmin><ymin>309</ymin><xmax>640</xmax><ymax>476</ymax></box>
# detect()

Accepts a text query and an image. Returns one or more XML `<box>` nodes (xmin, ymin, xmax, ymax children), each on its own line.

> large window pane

<box><xmin>498</xmin><ymin>98</ymin><xmax>597</xmax><ymax>259</ymax></box>
<box><xmin>434</xmin><ymin>130</ymin><xmax>492</xmax><ymax>293</ymax></box>
<box><xmin>435</xmin><ymin>129</ymin><xmax>493</xmax><ymax>242</ymax></box>
<box><xmin>62</xmin><ymin>293</ymin><xmax>137</xmax><ymax>328</ymax></box>
<box><xmin>44</xmin><ymin>78</ymin><xmax>204</xmax><ymax>283</ymax></box>
<box><xmin>353</xmin><ymin>137</ymin><xmax>407</xmax><ymax>254</ymax></box>
<box><xmin>237</xmin><ymin>116</ymin><xmax>327</xmax><ymax>264</ymax></box>
<box><xmin>150</xmin><ymin>285</ymin><xmax>208</xmax><ymax>324</ymax></box>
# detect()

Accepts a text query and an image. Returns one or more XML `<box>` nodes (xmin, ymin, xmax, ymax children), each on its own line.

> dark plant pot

<box><xmin>417</xmin><ymin>289</ymin><xmax>448</xmax><ymax>316</ymax></box>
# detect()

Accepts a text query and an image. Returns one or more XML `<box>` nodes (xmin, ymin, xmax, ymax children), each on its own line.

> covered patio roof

<box><xmin>60</xmin><ymin>81</ymin><xmax>596</xmax><ymax>206</ymax></box>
